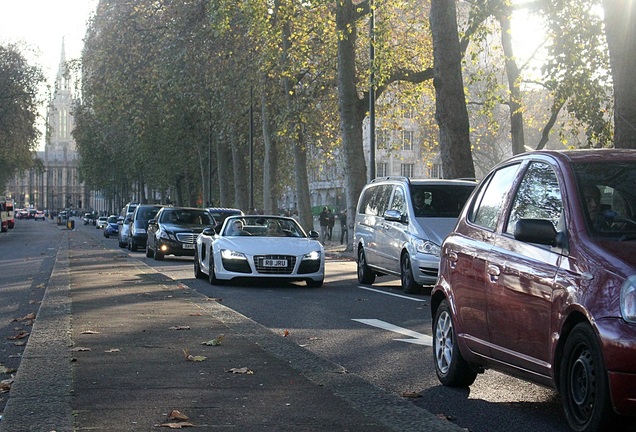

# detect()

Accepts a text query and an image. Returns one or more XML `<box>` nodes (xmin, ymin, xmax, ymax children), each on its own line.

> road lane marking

<box><xmin>352</xmin><ymin>318</ymin><xmax>433</xmax><ymax>346</ymax></box>
<box><xmin>357</xmin><ymin>286</ymin><xmax>427</xmax><ymax>302</ymax></box>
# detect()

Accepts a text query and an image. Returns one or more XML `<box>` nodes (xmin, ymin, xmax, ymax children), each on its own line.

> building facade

<box><xmin>9</xmin><ymin>43</ymin><xmax>88</xmax><ymax>214</ymax></box>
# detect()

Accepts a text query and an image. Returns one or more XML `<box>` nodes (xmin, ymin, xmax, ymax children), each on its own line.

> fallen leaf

<box><xmin>157</xmin><ymin>422</ymin><xmax>195</xmax><ymax>428</ymax></box>
<box><xmin>167</xmin><ymin>410</ymin><xmax>189</xmax><ymax>421</ymax></box>
<box><xmin>201</xmin><ymin>335</ymin><xmax>225</xmax><ymax>346</ymax></box>
<box><xmin>12</xmin><ymin>313</ymin><xmax>36</xmax><ymax>322</ymax></box>
<box><xmin>189</xmin><ymin>312</ymin><xmax>202</xmax><ymax>316</ymax></box>
<box><xmin>282</xmin><ymin>330</ymin><xmax>290</xmax><ymax>337</ymax></box>
<box><xmin>13</xmin><ymin>341</ymin><xmax>26</xmax><ymax>346</ymax></box>
<box><xmin>401</xmin><ymin>391</ymin><xmax>422</xmax><ymax>398</ymax></box>
<box><xmin>0</xmin><ymin>377</ymin><xmax>14</xmax><ymax>393</ymax></box>
<box><xmin>182</xmin><ymin>349</ymin><xmax>206</xmax><ymax>362</ymax></box>
<box><xmin>226</xmin><ymin>367</ymin><xmax>254</xmax><ymax>374</ymax></box>
<box><xmin>0</xmin><ymin>364</ymin><xmax>17</xmax><ymax>374</ymax></box>
<box><xmin>7</xmin><ymin>331</ymin><xmax>29</xmax><ymax>340</ymax></box>
<box><xmin>176</xmin><ymin>283</ymin><xmax>188</xmax><ymax>289</ymax></box>
<box><xmin>81</xmin><ymin>330</ymin><xmax>101</xmax><ymax>334</ymax></box>
<box><xmin>169</xmin><ymin>326</ymin><xmax>191</xmax><ymax>331</ymax></box>
<box><xmin>104</xmin><ymin>348</ymin><xmax>120</xmax><ymax>353</ymax></box>
<box><xmin>71</xmin><ymin>347</ymin><xmax>92</xmax><ymax>352</ymax></box>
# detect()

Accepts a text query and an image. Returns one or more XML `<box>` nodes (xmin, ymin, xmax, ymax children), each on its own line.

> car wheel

<box><xmin>560</xmin><ymin>323</ymin><xmax>615</xmax><ymax>432</ymax></box>
<box><xmin>118</xmin><ymin>238</ymin><xmax>126</xmax><ymax>248</ymax></box>
<box><xmin>130</xmin><ymin>241</ymin><xmax>138</xmax><ymax>252</ymax></box>
<box><xmin>400</xmin><ymin>252</ymin><xmax>421</xmax><ymax>294</ymax></box>
<box><xmin>208</xmin><ymin>255</ymin><xmax>220</xmax><ymax>285</ymax></box>
<box><xmin>357</xmin><ymin>247</ymin><xmax>375</xmax><ymax>284</ymax></box>
<box><xmin>194</xmin><ymin>251</ymin><xmax>205</xmax><ymax>279</ymax></box>
<box><xmin>306</xmin><ymin>278</ymin><xmax>324</xmax><ymax>288</ymax></box>
<box><xmin>154</xmin><ymin>246</ymin><xmax>164</xmax><ymax>261</ymax></box>
<box><xmin>433</xmin><ymin>299</ymin><xmax>477</xmax><ymax>387</ymax></box>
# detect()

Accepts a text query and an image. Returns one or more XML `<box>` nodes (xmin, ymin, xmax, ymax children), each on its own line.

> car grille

<box><xmin>176</xmin><ymin>233</ymin><xmax>197</xmax><ymax>243</ymax></box>
<box><xmin>254</xmin><ymin>255</ymin><xmax>296</xmax><ymax>274</ymax></box>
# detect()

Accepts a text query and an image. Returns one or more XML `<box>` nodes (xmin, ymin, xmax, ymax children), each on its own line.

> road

<box><xmin>1</xmin><ymin>218</ymin><xmax>572</xmax><ymax>431</ymax></box>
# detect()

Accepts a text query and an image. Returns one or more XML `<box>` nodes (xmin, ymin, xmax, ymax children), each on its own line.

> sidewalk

<box><xmin>0</xmin><ymin>225</ymin><xmax>461</xmax><ymax>432</ymax></box>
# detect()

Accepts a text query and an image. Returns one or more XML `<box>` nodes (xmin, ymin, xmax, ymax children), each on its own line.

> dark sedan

<box><xmin>146</xmin><ymin>207</ymin><xmax>215</xmax><ymax>260</ymax></box>
<box><xmin>431</xmin><ymin>149</ymin><xmax>636</xmax><ymax>432</ymax></box>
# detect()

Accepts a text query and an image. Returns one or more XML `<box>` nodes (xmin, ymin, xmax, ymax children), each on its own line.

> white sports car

<box><xmin>194</xmin><ymin>215</ymin><xmax>324</xmax><ymax>287</ymax></box>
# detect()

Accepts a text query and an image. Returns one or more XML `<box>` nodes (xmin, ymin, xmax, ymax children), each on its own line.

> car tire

<box><xmin>208</xmin><ymin>255</ymin><xmax>220</xmax><ymax>285</ymax></box>
<box><xmin>400</xmin><ymin>252</ymin><xmax>421</xmax><ymax>294</ymax></box>
<box><xmin>357</xmin><ymin>247</ymin><xmax>376</xmax><ymax>285</ymax></box>
<box><xmin>130</xmin><ymin>241</ymin><xmax>138</xmax><ymax>252</ymax></box>
<box><xmin>154</xmin><ymin>247</ymin><xmax>164</xmax><ymax>261</ymax></box>
<box><xmin>433</xmin><ymin>299</ymin><xmax>477</xmax><ymax>387</ymax></box>
<box><xmin>306</xmin><ymin>278</ymin><xmax>324</xmax><ymax>288</ymax></box>
<box><xmin>194</xmin><ymin>251</ymin><xmax>205</xmax><ymax>279</ymax></box>
<box><xmin>118</xmin><ymin>238</ymin><xmax>126</xmax><ymax>248</ymax></box>
<box><xmin>560</xmin><ymin>323</ymin><xmax>615</xmax><ymax>432</ymax></box>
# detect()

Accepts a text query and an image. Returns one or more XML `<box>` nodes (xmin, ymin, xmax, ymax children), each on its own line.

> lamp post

<box><xmin>369</xmin><ymin>0</ymin><xmax>376</xmax><ymax>182</ymax></box>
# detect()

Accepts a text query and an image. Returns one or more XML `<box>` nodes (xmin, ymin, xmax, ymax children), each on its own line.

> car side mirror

<box><xmin>383</xmin><ymin>209</ymin><xmax>405</xmax><ymax>223</ymax></box>
<box><xmin>148</xmin><ymin>218</ymin><xmax>157</xmax><ymax>226</ymax></box>
<box><xmin>514</xmin><ymin>219</ymin><xmax>557</xmax><ymax>246</ymax></box>
<box><xmin>202</xmin><ymin>227</ymin><xmax>215</xmax><ymax>236</ymax></box>
<box><xmin>308</xmin><ymin>230</ymin><xmax>320</xmax><ymax>239</ymax></box>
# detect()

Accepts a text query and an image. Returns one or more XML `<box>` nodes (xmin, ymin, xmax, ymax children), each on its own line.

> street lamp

<box><xmin>369</xmin><ymin>0</ymin><xmax>376</xmax><ymax>182</ymax></box>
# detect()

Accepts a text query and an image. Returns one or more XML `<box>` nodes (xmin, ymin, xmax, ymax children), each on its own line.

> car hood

<box><xmin>217</xmin><ymin>237</ymin><xmax>323</xmax><ymax>255</ymax></box>
<box><xmin>162</xmin><ymin>223</ymin><xmax>209</xmax><ymax>233</ymax></box>
<box><xmin>413</xmin><ymin>216</ymin><xmax>459</xmax><ymax>245</ymax></box>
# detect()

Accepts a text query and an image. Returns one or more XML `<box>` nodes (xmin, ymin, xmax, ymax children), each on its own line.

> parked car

<box><xmin>194</xmin><ymin>215</ymin><xmax>324</xmax><ymax>287</ymax></box>
<box><xmin>103</xmin><ymin>215</ymin><xmax>120</xmax><ymax>238</ymax></box>
<box><xmin>431</xmin><ymin>149</ymin><xmax>636</xmax><ymax>432</ymax></box>
<box><xmin>96</xmin><ymin>216</ymin><xmax>108</xmax><ymax>229</ymax></box>
<box><xmin>128</xmin><ymin>204</ymin><xmax>163</xmax><ymax>252</ymax></box>
<box><xmin>206</xmin><ymin>207</ymin><xmax>243</xmax><ymax>231</ymax></box>
<box><xmin>118</xmin><ymin>213</ymin><xmax>133</xmax><ymax>248</ymax></box>
<box><xmin>353</xmin><ymin>177</ymin><xmax>476</xmax><ymax>293</ymax></box>
<box><xmin>146</xmin><ymin>207</ymin><xmax>216</xmax><ymax>260</ymax></box>
<box><xmin>34</xmin><ymin>210</ymin><xmax>46</xmax><ymax>221</ymax></box>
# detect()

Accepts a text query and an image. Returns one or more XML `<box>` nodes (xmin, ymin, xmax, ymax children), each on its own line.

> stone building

<box><xmin>9</xmin><ymin>42</ymin><xmax>88</xmax><ymax>213</ymax></box>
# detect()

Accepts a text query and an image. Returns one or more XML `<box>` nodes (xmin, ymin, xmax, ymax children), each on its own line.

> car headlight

<box><xmin>302</xmin><ymin>251</ymin><xmax>321</xmax><ymax>261</ymax></box>
<box><xmin>620</xmin><ymin>276</ymin><xmax>636</xmax><ymax>323</ymax></box>
<box><xmin>414</xmin><ymin>238</ymin><xmax>441</xmax><ymax>256</ymax></box>
<box><xmin>221</xmin><ymin>249</ymin><xmax>247</xmax><ymax>260</ymax></box>
<box><xmin>159</xmin><ymin>231</ymin><xmax>176</xmax><ymax>241</ymax></box>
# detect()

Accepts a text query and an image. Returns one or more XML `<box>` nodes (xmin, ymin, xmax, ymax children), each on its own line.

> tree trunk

<box><xmin>216</xmin><ymin>128</ymin><xmax>232</xmax><ymax>207</ymax></box>
<box><xmin>429</xmin><ymin>0</ymin><xmax>475</xmax><ymax>179</ymax></box>
<box><xmin>499</xmin><ymin>12</ymin><xmax>525</xmax><ymax>155</ymax></box>
<box><xmin>336</xmin><ymin>0</ymin><xmax>370</xmax><ymax>250</ymax></box>
<box><xmin>603</xmin><ymin>0</ymin><xmax>636</xmax><ymax>148</ymax></box>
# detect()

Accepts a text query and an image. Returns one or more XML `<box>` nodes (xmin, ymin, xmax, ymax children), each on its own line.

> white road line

<box><xmin>352</xmin><ymin>318</ymin><xmax>433</xmax><ymax>346</ymax></box>
<box><xmin>357</xmin><ymin>285</ymin><xmax>427</xmax><ymax>302</ymax></box>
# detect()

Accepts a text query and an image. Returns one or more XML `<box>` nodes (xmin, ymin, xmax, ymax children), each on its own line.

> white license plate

<box><xmin>263</xmin><ymin>259</ymin><xmax>287</xmax><ymax>267</ymax></box>
<box><xmin>183</xmin><ymin>243</ymin><xmax>195</xmax><ymax>249</ymax></box>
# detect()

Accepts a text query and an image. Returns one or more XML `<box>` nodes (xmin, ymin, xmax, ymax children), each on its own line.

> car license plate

<box><xmin>183</xmin><ymin>243</ymin><xmax>195</xmax><ymax>249</ymax></box>
<box><xmin>263</xmin><ymin>259</ymin><xmax>287</xmax><ymax>267</ymax></box>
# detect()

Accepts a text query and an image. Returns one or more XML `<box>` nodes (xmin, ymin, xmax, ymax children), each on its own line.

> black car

<box><xmin>146</xmin><ymin>207</ymin><xmax>215</xmax><ymax>260</ymax></box>
<box><xmin>128</xmin><ymin>204</ymin><xmax>163</xmax><ymax>252</ymax></box>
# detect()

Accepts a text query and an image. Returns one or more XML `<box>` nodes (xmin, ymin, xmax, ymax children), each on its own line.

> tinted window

<box><xmin>410</xmin><ymin>184</ymin><xmax>475</xmax><ymax>217</ymax></box>
<box><xmin>390</xmin><ymin>186</ymin><xmax>406</xmax><ymax>214</ymax></box>
<box><xmin>506</xmin><ymin>162</ymin><xmax>563</xmax><ymax>234</ymax></box>
<box><xmin>469</xmin><ymin>163</ymin><xmax>521</xmax><ymax>230</ymax></box>
<box><xmin>359</xmin><ymin>184</ymin><xmax>393</xmax><ymax>216</ymax></box>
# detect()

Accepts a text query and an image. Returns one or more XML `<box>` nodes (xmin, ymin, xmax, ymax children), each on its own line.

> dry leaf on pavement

<box><xmin>105</xmin><ymin>348</ymin><xmax>120</xmax><ymax>353</ymax></box>
<box><xmin>0</xmin><ymin>364</ymin><xmax>17</xmax><ymax>374</ymax></box>
<box><xmin>12</xmin><ymin>312</ymin><xmax>36</xmax><ymax>322</ymax></box>
<box><xmin>157</xmin><ymin>422</ymin><xmax>195</xmax><ymax>428</ymax></box>
<box><xmin>71</xmin><ymin>347</ymin><xmax>92</xmax><ymax>352</ymax></box>
<box><xmin>201</xmin><ymin>334</ymin><xmax>224</xmax><ymax>346</ymax></box>
<box><xmin>7</xmin><ymin>331</ymin><xmax>29</xmax><ymax>340</ymax></box>
<box><xmin>167</xmin><ymin>410</ymin><xmax>189</xmax><ymax>421</ymax></box>
<box><xmin>226</xmin><ymin>367</ymin><xmax>254</xmax><ymax>374</ymax></box>
<box><xmin>401</xmin><ymin>391</ymin><xmax>421</xmax><ymax>398</ymax></box>
<box><xmin>169</xmin><ymin>326</ymin><xmax>191</xmax><ymax>331</ymax></box>
<box><xmin>282</xmin><ymin>330</ymin><xmax>290</xmax><ymax>337</ymax></box>
<box><xmin>81</xmin><ymin>330</ymin><xmax>101</xmax><ymax>334</ymax></box>
<box><xmin>182</xmin><ymin>349</ymin><xmax>206</xmax><ymax>362</ymax></box>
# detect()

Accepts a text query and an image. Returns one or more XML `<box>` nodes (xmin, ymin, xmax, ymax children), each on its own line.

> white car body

<box><xmin>194</xmin><ymin>215</ymin><xmax>324</xmax><ymax>287</ymax></box>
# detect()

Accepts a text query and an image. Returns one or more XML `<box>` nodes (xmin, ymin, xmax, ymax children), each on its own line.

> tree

<box><xmin>603</xmin><ymin>0</ymin><xmax>636</xmax><ymax>148</ymax></box>
<box><xmin>0</xmin><ymin>44</ymin><xmax>45</xmax><ymax>189</ymax></box>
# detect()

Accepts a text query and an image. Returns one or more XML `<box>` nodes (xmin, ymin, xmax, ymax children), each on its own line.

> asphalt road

<box><xmin>2</xmin><ymin>218</ymin><xmax>573</xmax><ymax>431</ymax></box>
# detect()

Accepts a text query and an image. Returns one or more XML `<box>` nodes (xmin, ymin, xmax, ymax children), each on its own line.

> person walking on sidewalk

<box><xmin>319</xmin><ymin>207</ymin><xmax>329</xmax><ymax>242</ymax></box>
<box><xmin>327</xmin><ymin>208</ymin><xmax>335</xmax><ymax>240</ymax></box>
<box><xmin>339</xmin><ymin>209</ymin><xmax>348</xmax><ymax>245</ymax></box>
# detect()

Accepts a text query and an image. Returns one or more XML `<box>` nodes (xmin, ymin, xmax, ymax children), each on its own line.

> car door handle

<box><xmin>487</xmin><ymin>264</ymin><xmax>500</xmax><ymax>282</ymax></box>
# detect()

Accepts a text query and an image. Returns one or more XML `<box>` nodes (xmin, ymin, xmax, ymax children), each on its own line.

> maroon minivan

<box><xmin>431</xmin><ymin>149</ymin><xmax>636</xmax><ymax>432</ymax></box>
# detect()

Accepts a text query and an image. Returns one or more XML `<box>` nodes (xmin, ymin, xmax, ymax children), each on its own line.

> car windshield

<box><xmin>223</xmin><ymin>216</ymin><xmax>305</xmax><ymax>238</ymax></box>
<box><xmin>107</xmin><ymin>216</ymin><xmax>118</xmax><ymax>223</ymax></box>
<box><xmin>160</xmin><ymin>209</ymin><xmax>215</xmax><ymax>226</ymax></box>
<box><xmin>574</xmin><ymin>161</ymin><xmax>636</xmax><ymax>239</ymax></box>
<box><xmin>410</xmin><ymin>184</ymin><xmax>475</xmax><ymax>218</ymax></box>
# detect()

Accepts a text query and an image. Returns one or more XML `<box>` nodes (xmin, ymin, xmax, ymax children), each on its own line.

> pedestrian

<box><xmin>319</xmin><ymin>207</ymin><xmax>329</xmax><ymax>242</ymax></box>
<box><xmin>327</xmin><ymin>209</ymin><xmax>335</xmax><ymax>240</ymax></box>
<box><xmin>339</xmin><ymin>209</ymin><xmax>348</xmax><ymax>245</ymax></box>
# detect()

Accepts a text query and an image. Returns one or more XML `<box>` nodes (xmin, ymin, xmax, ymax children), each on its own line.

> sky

<box><xmin>0</xmin><ymin>0</ymin><xmax>98</xmax><ymax>149</ymax></box>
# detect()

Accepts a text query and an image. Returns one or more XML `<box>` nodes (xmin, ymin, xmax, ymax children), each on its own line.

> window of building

<box><xmin>401</xmin><ymin>163</ymin><xmax>414</xmax><ymax>177</ymax></box>
<box><xmin>376</xmin><ymin>162</ymin><xmax>387</xmax><ymax>177</ymax></box>
<box><xmin>428</xmin><ymin>163</ymin><xmax>442</xmax><ymax>179</ymax></box>
<box><xmin>402</xmin><ymin>104</ymin><xmax>414</xmax><ymax>119</ymax></box>
<box><xmin>376</xmin><ymin>128</ymin><xmax>390</xmax><ymax>149</ymax></box>
<box><xmin>402</xmin><ymin>130</ymin><xmax>413</xmax><ymax>151</ymax></box>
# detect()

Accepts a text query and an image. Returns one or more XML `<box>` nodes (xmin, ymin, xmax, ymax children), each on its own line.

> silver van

<box><xmin>354</xmin><ymin>177</ymin><xmax>476</xmax><ymax>293</ymax></box>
